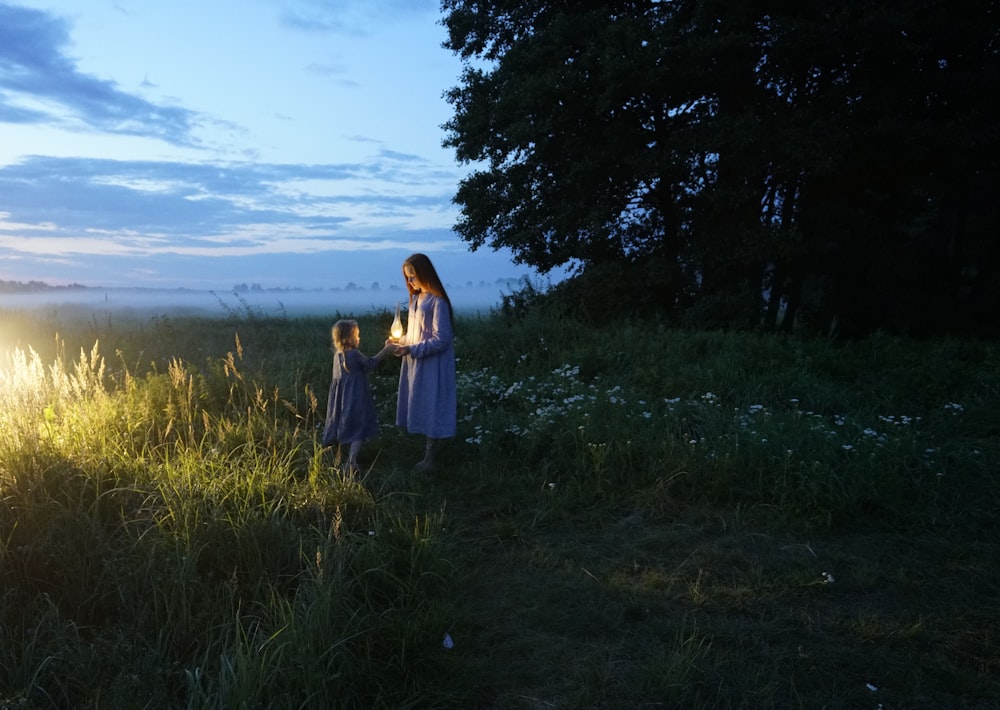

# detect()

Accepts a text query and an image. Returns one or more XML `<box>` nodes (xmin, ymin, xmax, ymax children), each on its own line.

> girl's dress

<box><xmin>396</xmin><ymin>292</ymin><xmax>457</xmax><ymax>438</ymax></box>
<box><xmin>323</xmin><ymin>348</ymin><xmax>379</xmax><ymax>446</ymax></box>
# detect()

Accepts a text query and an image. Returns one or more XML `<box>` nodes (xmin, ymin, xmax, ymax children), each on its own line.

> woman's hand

<box><xmin>381</xmin><ymin>342</ymin><xmax>410</xmax><ymax>357</ymax></box>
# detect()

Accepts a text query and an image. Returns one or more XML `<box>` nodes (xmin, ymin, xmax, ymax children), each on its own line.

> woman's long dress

<box><xmin>396</xmin><ymin>293</ymin><xmax>457</xmax><ymax>438</ymax></box>
<box><xmin>323</xmin><ymin>348</ymin><xmax>379</xmax><ymax>445</ymax></box>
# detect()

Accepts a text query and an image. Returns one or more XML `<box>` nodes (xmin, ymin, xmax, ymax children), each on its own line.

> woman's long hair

<box><xmin>403</xmin><ymin>253</ymin><xmax>453</xmax><ymax>326</ymax></box>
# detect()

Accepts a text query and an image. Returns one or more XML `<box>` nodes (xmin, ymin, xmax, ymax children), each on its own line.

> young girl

<box><xmin>323</xmin><ymin>319</ymin><xmax>392</xmax><ymax>471</ymax></box>
<box><xmin>388</xmin><ymin>253</ymin><xmax>457</xmax><ymax>471</ymax></box>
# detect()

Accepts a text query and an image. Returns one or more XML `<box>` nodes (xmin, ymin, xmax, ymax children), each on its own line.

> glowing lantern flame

<box><xmin>390</xmin><ymin>302</ymin><xmax>403</xmax><ymax>341</ymax></box>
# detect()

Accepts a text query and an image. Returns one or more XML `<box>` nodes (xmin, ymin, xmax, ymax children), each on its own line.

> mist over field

<box><xmin>0</xmin><ymin>283</ymin><xmax>514</xmax><ymax>320</ymax></box>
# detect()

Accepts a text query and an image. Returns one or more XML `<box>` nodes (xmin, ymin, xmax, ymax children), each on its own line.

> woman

<box><xmin>390</xmin><ymin>253</ymin><xmax>456</xmax><ymax>471</ymax></box>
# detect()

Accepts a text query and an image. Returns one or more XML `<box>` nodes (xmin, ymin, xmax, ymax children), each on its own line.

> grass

<box><xmin>0</xmin><ymin>304</ymin><xmax>997</xmax><ymax>708</ymax></box>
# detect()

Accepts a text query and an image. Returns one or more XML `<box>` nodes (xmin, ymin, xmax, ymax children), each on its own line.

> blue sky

<box><xmin>0</xmin><ymin>0</ymin><xmax>546</xmax><ymax>293</ymax></box>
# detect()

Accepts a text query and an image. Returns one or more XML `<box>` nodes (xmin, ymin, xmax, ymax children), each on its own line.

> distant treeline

<box><xmin>232</xmin><ymin>277</ymin><xmax>524</xmax><ymax>293</ymax></box>
<box><xmin>0</xmin><ymin>280</ymin><xmax>89</xmax><ymax>293</ymax></box>
<box><xmin>0</xmin><ymin>278</ymin><xmax>523</xmax><ymax>296</ymax></box>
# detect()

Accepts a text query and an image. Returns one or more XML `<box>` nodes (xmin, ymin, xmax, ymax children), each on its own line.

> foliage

<box><xmin>441</xmin><ymin>0</ymin><xmax>1000</xmax><ymax>337</ymax></box>
<box><xmin>0</xmin><ymin>308</ymin><xmax>997</xmax><ymax>707</ymax></box>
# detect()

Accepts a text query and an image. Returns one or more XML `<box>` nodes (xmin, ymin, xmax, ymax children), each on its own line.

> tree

<box><xmin>441</xmin><ymin>0</ymin><xmax>1000</xmax><ymax>335</ymax></box>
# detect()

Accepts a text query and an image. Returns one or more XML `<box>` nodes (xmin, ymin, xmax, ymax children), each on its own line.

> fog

<box><xmin>0</xmin><ymin>284</ymin><xmax>513</xmax><ymax>320</ymax></box>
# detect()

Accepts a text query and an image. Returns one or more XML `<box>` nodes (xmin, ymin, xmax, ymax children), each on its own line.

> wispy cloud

<box><xmin>278</xmin><ymin>0</ymin><xmax>439</xmax><ymax>36</ymax></box>
<box><xmin>0</xmin><ymin>3</ymin><xmax>201</xmax><ymax>145</ymax></box>
<box><xmin>0</xmin><ymin>152</ymin><xmax>463</xmax><ymax>255</ymax></box>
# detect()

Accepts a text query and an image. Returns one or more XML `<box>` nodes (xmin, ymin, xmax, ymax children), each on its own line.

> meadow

<box><xmin>0</xmin><ymin>303</ymin><xmax>997</xmax><ymax>709</ymax></box>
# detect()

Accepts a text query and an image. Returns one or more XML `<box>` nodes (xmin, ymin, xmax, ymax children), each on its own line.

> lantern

<box><xmin>390</xmin><ymin>302</ymin><xmax>404</xmax><ymax>341</ymax></box>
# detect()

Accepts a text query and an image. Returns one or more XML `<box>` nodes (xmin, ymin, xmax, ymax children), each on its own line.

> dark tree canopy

<box><xmin>441</xmin><ymin>0</ymin><xmax>1000</xmax><ymax>336</ymax></box>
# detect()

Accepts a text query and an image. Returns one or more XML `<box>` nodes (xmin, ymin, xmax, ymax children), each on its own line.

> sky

<box><xmin>0</xmin><ymin>0</ymin><xmax>554</xmax><ymax>297</ymax></box>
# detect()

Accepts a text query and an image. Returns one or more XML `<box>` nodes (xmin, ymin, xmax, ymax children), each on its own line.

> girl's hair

<box><xmin>403</xmin><ymin>253</ymin><xmax>453</xmax><ymax>325</ymax></box>
<box><xmin>331</xmin><ymin>319</ymin><xmax>359</xmax><ymax>353</ymax></box>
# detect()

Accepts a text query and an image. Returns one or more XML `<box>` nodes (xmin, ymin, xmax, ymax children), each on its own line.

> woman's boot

<box><xmin>414</xmin><ymin>437</ymin><xmax>439</xmax><ymax>472</ymax></box>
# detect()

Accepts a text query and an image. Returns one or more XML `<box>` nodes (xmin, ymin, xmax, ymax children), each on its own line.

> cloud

<box><xmin>278</xmin><ymin>0</ymin><xmax>439</xmax><ymax>35</ymax></box>
<box><xmin>0</xmin><ymin>152</ymin><xmax>464</xmax><ymax>258</ymax></box>
<box><xmin>0</xmin><ymin>3</ymin><xmax>201</xmax><ymax>146</ymax></box>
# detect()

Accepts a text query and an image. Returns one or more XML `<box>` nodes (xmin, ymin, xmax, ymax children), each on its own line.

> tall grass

<box><xmin>0</xmin><ymin>315</ymin><xmax>447</xmax><ymax>708</ymax></box>
<box><xmin>1</xmin><ymin>306</ymin><xmax>997</xmax><ymax>707</ymax></box>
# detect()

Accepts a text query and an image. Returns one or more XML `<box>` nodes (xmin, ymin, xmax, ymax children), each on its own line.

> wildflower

<box><xmin>821</xmin><ymin>572</ymin><xmax>835</xmax><ymax>584</ymax></box>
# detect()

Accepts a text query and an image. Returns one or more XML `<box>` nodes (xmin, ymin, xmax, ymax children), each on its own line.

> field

<box><xmin>0</xmin><ymin>304</ymin><xmax>998</xmax><ymax>709</ymax></box>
